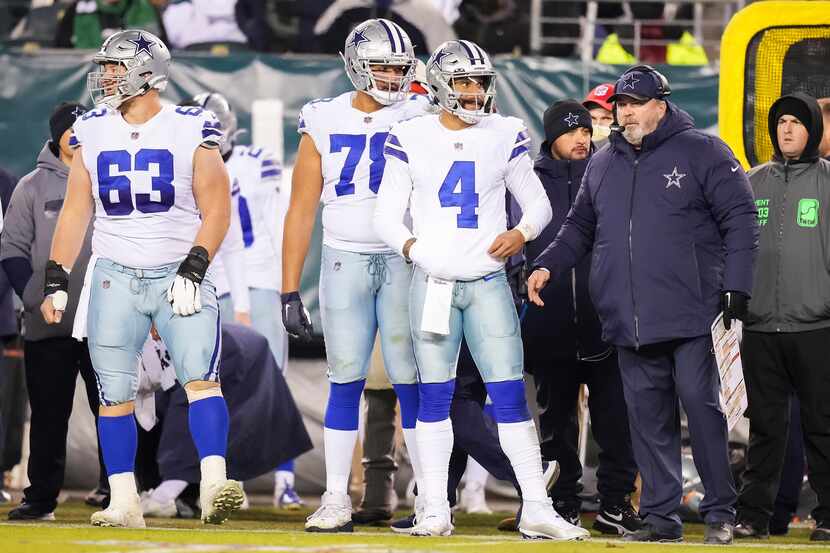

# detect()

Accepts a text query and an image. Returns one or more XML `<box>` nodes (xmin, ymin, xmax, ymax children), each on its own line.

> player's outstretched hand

<box><xmin>42</xmin><ymin>259</ymin><xmax>69</xmax><ymax>324</ymax></box>
<box><xmin>167</xmin><ymin>275</ymin><xmax>202</xmax><ymax>316</ymax></box>
<box><xmin>488</xmin><ymin>229</ymin><xmax>525</xmax><ymax>259</ymax></box>
<box><xmin>281</xmin><ymin>291</ymin><xmax>313</xmax><ymax>342</ymax></box>
<box><xmin>527</xmin><ymin>269</ymin><xmax>551</xmax><ymax>307</ymax></box>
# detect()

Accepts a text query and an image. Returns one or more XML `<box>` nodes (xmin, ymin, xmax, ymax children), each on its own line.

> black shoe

<box><xmin>704</xmin><ymin>522</ymin><xmax>734</xmax><ymax>545</ymax></box>
<box><xmin>622</xmin><ymin>523</ymin><xmax>682</xmax><ymax>543</ymax></box>
<box><xmin>734</xmin><ymin>520</ymin><xmax>769</xmax><ymax>539</ymax></box>
<box><xmin>390</xmin><ymin>513</ymin><xmax>416</xmax><ymax>534</ymax></box>
<box><xmin>552</xmin><ymin>500</ymin><xmax>581</xmax><ymax>527</ymax></box>
<box><xmin>811</xmin><ymin>521</ymin><xmax>830</xmax><ymax>541</ymax></box>
<box><xmin>84</xmin><ymin>487</ymin><xmax>110</xmax><ymax>508</ymax></box>
<box><xmin>593</xmin><ymin>501</ymin><xmax>643</xmax><ymax>535</ymax></box>
<box><xmin>8</xmin><ymin>502</ymin><xmax>55</xmax><ymax>521</ymax></box>
<box><xmin>352</xmin><ymin>508</ymin><xmax>393</xmax><ymax>525</ymax></box>
<box><xmin>769</xmin><ymin>515</ymin><xmax>790</xmax><ymax>536</ymax></box>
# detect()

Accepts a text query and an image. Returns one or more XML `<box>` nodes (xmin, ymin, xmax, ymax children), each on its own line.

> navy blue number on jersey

<box><xmin>330</xmin><ymin>132</ymin><xmax>389</xmax><ymax>196</ymax></box>
<box><xmin>438</xmin><ymin>161</ymin><xmax>478</xmax><ymax>228</ymax></box>
<box><xmin>98</xmin><ymin>149</ymin><xmax>175</xmax><ymax>216</ymax></box>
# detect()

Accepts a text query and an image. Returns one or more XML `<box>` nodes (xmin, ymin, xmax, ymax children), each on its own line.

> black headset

<box><xmin>610</xmin><ymin>64</ymin><xmax>672</xmax><ymax>132</ymax></box>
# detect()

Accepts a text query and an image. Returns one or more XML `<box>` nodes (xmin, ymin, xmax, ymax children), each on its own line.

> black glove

<box><xmin>176</xmin><ymin>246</ymin><xmax>210</xmax><ymax>284</ymax></box>
<box><xmin>721</xmin><ymin>291</ymin><xmax>748</xmax><ymax>331</ymax></box>
<box><xmin>281</xmin><ymin>291</ymin><xmax>313</xmax><ymax>342</ymax></box>
<box><xmin>44</xmin><ymin>259</ymin><xmax>69</xmax><ymax>297</ymax></box>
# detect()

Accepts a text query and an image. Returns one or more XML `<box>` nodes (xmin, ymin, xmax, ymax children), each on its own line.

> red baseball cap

<box><xmin>583</xmin><ymin>83</ymin><xmax>615</xmax><ymax>112</ymax></box>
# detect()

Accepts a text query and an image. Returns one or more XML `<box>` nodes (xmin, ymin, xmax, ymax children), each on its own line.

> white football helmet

<box><xmin>426</xmin><ymin>40</ymin><xmax>496</xmax><ymax>124</ymax></box>
<box><xmin>192</xmin><ymin>92</ymin><xmax>239</xmax><ymax>156</ymax></box>
<box><xmin>87</xmin><ymin>29</ymin><xmax>171</xmax><ymax>109</ymax></box>
<box><xmin>341</xmin><ymin>19</ymin><xmax>416</xmax><ymax>106</ymax></box>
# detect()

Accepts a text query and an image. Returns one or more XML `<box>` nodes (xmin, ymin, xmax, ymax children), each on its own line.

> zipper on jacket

<box><xmin>775</xmin><ymin>175</ymin><xmax>788</xmax><ymax>332</ymax></box>
<box><xmin>629</xmin><ymin>159</ymin><xmax>640</xmax><ymax>349</ymax></box>
<box><xmin>568</xmin><ymin>164</ymin><xmax>579</xmax><ymax>331</ymax></box>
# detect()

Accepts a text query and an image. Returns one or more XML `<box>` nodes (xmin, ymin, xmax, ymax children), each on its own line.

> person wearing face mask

<box><xmin>527</xmin><ymin>66</ymin><xmax>759</xmax><ymax>544</ymax></box>
<box><xmin>733</xmin><ymin>93</ymin><xmax>830</xmax><ymax>543</ymax></box>
<box><xmin>518</xmin><ymin>100</ymin><xmax>641</xmax><ymax>536</ymax></box>
<box><xmin>582</xmin><ymin>84</ymin><xmax>616</xmax><ymax>148</ymax></box>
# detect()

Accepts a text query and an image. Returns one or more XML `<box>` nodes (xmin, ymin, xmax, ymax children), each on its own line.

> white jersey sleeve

<box><xmin>504</xmin><ymin>124</ymin><xmax>551</xmax><ymax>241</ymax></box>
<box><xmin>374</xmin><ymin>130</ymin><xmax>415</xmax><ymax>256</ymax></box>
<box><xmin>213</xmin><ymin>179</ymin><xmax>250</xmax><ymax>312</ymax></box>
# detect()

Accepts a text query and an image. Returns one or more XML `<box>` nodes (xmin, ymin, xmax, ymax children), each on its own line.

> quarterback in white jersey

<box><xmin>374</xmin><ymin>40</ymin><xmax>588</xmax><ymax>541</ymax></box>
<box><xmin>40</xmin><ymin>30</ymin><xmax>243</xmax><ymax>528</ymax></box>
<box><xmin>281</xmin><ymin>18</ymin><xmax>429</xmax><ymax>533</ymax></box>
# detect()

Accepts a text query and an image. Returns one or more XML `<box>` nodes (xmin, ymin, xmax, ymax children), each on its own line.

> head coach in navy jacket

<box><xmin>527</xmin><ymin>66</ymin><xmax>759</xmax><ymax>544</ymax></box>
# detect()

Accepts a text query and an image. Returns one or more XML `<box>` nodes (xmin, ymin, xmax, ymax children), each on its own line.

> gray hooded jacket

<box><xmin>746</xmin><ymin>93</ymin><xmax>830</xmax><ymax>332</ymax></box>
<box><xmin>0</xmin><ymin>142</ymin><xmax>93</xmax><ymax>341</ymax></box>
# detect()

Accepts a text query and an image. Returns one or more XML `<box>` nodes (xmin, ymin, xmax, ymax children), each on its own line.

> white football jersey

<box><xmin>71</xmin><ymin>104</ymin><xmax>222</xmax><ymax>268</ymax></box>
<box><xmin>225</xmin><ymin>144</ymin><xmax>283</xmax><ymax>290</ymax></box>
<box><xmin>298</xmin><ymin>91</ymin><xmax>430</xmax><ymax>253</ymax></box>
<box><xmin>376</xmin><ymin>112</ymin><xmax>551</xmax><ymax>281</ymax></box>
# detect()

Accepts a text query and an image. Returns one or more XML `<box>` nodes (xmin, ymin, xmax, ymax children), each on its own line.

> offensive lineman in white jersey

<box><xmin>281</xmin><ymin>18</ymin><xmax>429</xmax><ymax>532</ymax></box>
<box><xmin>374</xmin><ymin>40</ymin><xmax>589</xmax><ymax>540</ymax></box>
<box><xmin>40</xmin><ymin>30</ymin><xmax>243</xmax><ymax>528</ymax></box>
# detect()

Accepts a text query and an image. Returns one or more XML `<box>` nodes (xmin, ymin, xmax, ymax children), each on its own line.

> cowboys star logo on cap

<box><xmin>564</xmin><ymin>112</ymin><xmax>580</xmax><ymax>127</ymax></box>
<box><xmin>128</xmin><ymin>33</ymin><xmax>155</xmax><ymax>59</ymax></box>
<box><xmin>620</xmin><ymin>72</ymin><xmax>640</xmax><ymax>91</ymax></box>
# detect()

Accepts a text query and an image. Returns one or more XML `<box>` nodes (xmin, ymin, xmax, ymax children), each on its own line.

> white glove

<box><xmin>166</xmin><ymin>275</ymin><xmax>202</xmax><ymax>316</ymax></box>
<box><xmin>51</xmin><ymin>290</ymin><xmax>68</xmax><ymax>312</ymax></box>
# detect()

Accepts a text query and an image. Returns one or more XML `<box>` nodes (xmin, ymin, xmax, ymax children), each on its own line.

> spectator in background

<box><xmin>0</xmin><ymin>165</ymin><xmax>18</xmax><ymax>505</ymax></box>
<box><xmin>1</xmin><ymin>102</ymin><xmax>108</xmax><ymax>520</ymax></box>
<box><xmin>735</xmin><ymin>93</ymin><xmax>830</xmax><ymax>543</ymax></box>
<box><xmin>56</xmin><ymin>0</ymin><xmax>168</xmax><ymax>49</ymax></box>
<box><xmin>582</xmin><ymin>83</ymin><xmax>615</xmax><ymax>148</ymax></box>
<box><xmin>819</xmin><ymin>99</ymin><xmax>830</xmax><ymax>159</ymax></box>
<box><xmin>163</xmin><ymin>0</ymin><xmax>246</xmax><ymax>49</ymax></box>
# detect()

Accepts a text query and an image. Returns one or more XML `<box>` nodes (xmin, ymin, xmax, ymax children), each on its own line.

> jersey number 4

<box><xmin>330</xmin><ymin>132</ymin><xmax>388</xmax><ymax>196</ymax></box>
<box><xmin>438</xmin><ymin>161</ymin><xmax>478</xmax><ymax>229</ymax></box>
<box><xmin>98</xmin><ymin>149</ymin><xmax>175</xmax><ymax>216</ymax></box>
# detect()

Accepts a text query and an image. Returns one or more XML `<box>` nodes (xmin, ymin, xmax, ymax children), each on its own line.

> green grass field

<box><xmin>0</xmin><ymin>501</ymin><xmax>824</xmax><ymax>553</ymax></box>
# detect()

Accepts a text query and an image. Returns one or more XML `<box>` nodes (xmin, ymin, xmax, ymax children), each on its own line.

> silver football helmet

<box><xmin>87</xmin><ymin>29</ymin><xmax>171</xmax><ymax>109</ymax></box>
<box><xmin>426</xmin><ymin>40</ymin><xmax>496</xmax><ymax>124</ymax></box>
<box><xmin>192</xmin><ymin>92</ymin><xmax>240</xmax><ymax>156</ymax></box>
<box><xmin>341</xmin><ymin>19</ymin><xmax>416</xmax><ymax>106</ymax></box>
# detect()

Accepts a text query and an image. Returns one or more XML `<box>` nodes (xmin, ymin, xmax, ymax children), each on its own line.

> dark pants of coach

<box><xmin>534</xmin><ymin>351</ymin><xmax>637</xmax><ymax>508</ymax></box>
<box><xmin>618</xmin><ymin>335</ymin><xmax>736</xmax><ymax>534</ymax></box>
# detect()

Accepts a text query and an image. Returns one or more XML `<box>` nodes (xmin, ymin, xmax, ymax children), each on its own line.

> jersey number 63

<box><xmin>97</xmin><ymin>149</ymin><xmax>175</xmax><ymax>216</ymax></box>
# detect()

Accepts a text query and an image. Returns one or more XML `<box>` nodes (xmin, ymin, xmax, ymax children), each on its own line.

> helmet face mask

<box><xmin>427</xmin><ymin>40</ymin><xmax>496</xmax><ymax>124</ymax></box>
<box><xmin>87</xmin><ymin>30</ymin><xmax>171</xmax><ymax>109</ymax></box>
<box><xmin>341</xmin><ymin>19</ymin><xmax>416</xmax><ymax>106</ymax></box>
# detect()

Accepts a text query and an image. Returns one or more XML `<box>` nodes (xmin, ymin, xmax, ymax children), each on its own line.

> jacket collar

<box><xmin>609</xmin><ymin>101</ymin><xmax>695</xmax><ymax>158</ymax></box>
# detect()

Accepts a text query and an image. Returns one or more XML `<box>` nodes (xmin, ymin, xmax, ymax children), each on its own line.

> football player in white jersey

<box><xmin>39</xmin><ymin>30</ymin><xmax>243</xmax><ymax>528</ymax></box>
<box><xmin>190</xmin><ymin>92</ymin><xmax>301</xmax><ymax>510</ymax></box>
<box><xmin>374</xmin><ymin>40</ymin><xmax>589</xmax><ymax>541</ymax></box>
<box><xmin>281</xmin><ymin>18</ymin><xmax>429</xmax><ymax>532</ymax></box>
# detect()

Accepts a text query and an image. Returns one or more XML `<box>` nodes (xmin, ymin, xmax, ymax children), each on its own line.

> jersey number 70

<box><xmin>97</xmin><ymin>149</ymin><xmax>175</xmax><ymax>216</ymax></box>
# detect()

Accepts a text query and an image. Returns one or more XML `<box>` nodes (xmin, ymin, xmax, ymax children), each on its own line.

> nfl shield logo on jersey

<box><xmin>454</xmin><ymin>142</ymin><xmax>463</xmax><ymax>151</ymax></box>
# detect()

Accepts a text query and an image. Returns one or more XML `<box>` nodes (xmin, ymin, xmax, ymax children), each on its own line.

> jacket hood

<box><xmin>768</xmin><ymin>93</ymin><xmax>823</xmax><ymax>164</ymax></box>
<box><xmin>36</xmin><ymin>141</ymin><xmax>69</xmax><ymax>178</ymax></box>
<box><xmin>534</xmin><ymin>144</ymin><xmax>593</xmax><ymax>178</ymax></box>
<box><xmin>609</xmin><ymin>101</ymin><xmax>695</xmax><ymax>154</ymax></box>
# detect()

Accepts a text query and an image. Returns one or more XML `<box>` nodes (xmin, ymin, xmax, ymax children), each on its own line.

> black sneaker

<box><xmin>622</xmin><ymin>523</ymin><xmax>682</xmax><ymax>543</ymax></box>
<box><xmin>704</xmin><ymin>522</ymin><xmax>734</xmax><ymax>545</ymax></box>
<box><xmin>552</xmin><ymin>500</ymin><xmax>581</xmax><ymax>527</ymax></box>
<box><xmin>8</xmin><ymin>502</ymin><xmax>55</xmax><ymax>521</ymax></box>
<box><xmin>769</xmin><ymin>515</ymin><xmax>790</xmax><ymax>536</ymax></box>
<box><xmin>734</xmin><ymin>520</ymin><xmax>769</xmax><ymax>539</ymax></box>
<box><xmin>593</xmin><ymin>501</ymin><xmax>643</xmax><ymax>535</ymax></box>
<box><xmin>352</xmin><ymin>508</ymin><xmax>393</xmax><ymax>526</ymax></box>
<box><xmin>811</xmin><ymin>521</ymin><xmax>830</xmax><ymax>542</ymax></box>
<box><xmin>390</xmin><ymin>512</ymin><xmax>416</xmax><ymax>534</ymax></box>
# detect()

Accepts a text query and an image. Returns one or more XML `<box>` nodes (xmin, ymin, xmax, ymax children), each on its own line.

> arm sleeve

<box><xmin>701</xmin><ymin>138</ymin><xmax>759</xmax><ymax>296</ymax></box>
<box><xmin>533</xmin><ymin>167</ymin><xmax>598</xmax><ymax>279</ymax></box>
<box><xmin>220</xmin><ymin>190</ymin><xmax>250</xmax><ymax>313</ymax></box>
<box><xmin>373</xmin><ymin>132</ymin><xmax>415</xmax><ymax>256</ymax></box>
<box><xmin>505</xmin><ymin>150</ymin><xmax>551</xmax><ymax>241</ymax></box>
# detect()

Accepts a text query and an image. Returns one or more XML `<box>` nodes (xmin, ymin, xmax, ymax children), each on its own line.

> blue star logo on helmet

<box><xmin>620</xmin><ymin>72</ymin><xmax>640</xmax><ymax>91</ymax></box>
<box><xmin>348</xmin><ymin>28</ymin><xmax>370</xmax><ymax>49</ymax></box>
<box><xmin>432</xmin><ymin>49</ymin><xmax>452</xmax><ymax>69</ymax></box>
<box><xmin>129</xmin><ymin>33</ymin><xmax>155</xmax><ymax>59</ymax></box>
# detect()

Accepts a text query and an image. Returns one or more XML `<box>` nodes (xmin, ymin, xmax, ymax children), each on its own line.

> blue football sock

<box><xmin>324</xmin><ymin>380</ymin><xmax>365</xmax><ymax>431</ymax></box>
<box><xmin>393</xmin><ymin>383</ymin><xmax>419</xmax><ymax>429</ymax></box>
<box><xmin>188</xmin><ymin>396</ymin><xmax>229</xmax><ymax>459</ymax></box>
<box><xmin>276</xmin><ymin>459</ymin><xmax>294</xmax><ymax>472</ymax></box>
<box><xmin>98</xmin><ymin>414</ymin><xmax>137</xmax><ymax>476</ymax></box>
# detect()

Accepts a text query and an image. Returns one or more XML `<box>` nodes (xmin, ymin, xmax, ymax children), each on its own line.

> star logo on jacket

<box><xmin>620</xmin><ymin>73</ymin><xmax>640</xmax><ymax>91</ymax></box>
<box><xmin>128</xmin><ymin>33</ymin><xmax>155</xmax><ymax>58</ymax></box>
<box><xmin>71</xmin><ymin>106</ymin><xmax>86</xmax><ymax>119</ymax></box>
<box><xmin>454</xmin><ymin>142</ymin><xmax>463</xmax><ymax>150</ymax></box>
<box><xmin>664</xmin><ymin>166</ymin><xmax>686</xmax><ymax>189</ymax></box>
<box><xmin>564</xmin><ymin>112</ymin><xmax>580</xmax><ymax>127</ymax></box>
<box><xmin>348</xmin><ymin>28</ymin><xmax>370</xmax><ymax>49</ymax></box>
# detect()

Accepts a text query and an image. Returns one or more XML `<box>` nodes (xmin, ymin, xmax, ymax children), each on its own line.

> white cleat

<box><xmin>200</xmin><ymin>480</ymin><xmax>244</xmax><ymax>525</ymax></box>
<box><xmin>519</xmin><ymin>499</ymin><xmax>590</xmax><ymax>541</ymax></box>
<box><xmin>91</xmin><ymin>501</ymin><xmax>146</xmax><ymax>528</ymax></box>
<box><xmin>304</xmin><ymin>491</ymin><xmax>353</xmax><ymax>533</ymax></box>
<box><xmin>460</xmin><ymin>482</ymin><xmax>492</xmax><ymax>514</ymax></box>
<box><xmin>139</xmin><ymin>491</ymin><xmax>177</xmax><ymax>518</ymax></box>
<box><xmin>411</xmin><ymin>502</ymin><xmax>454</xmax><ymax>537</ymax></box>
